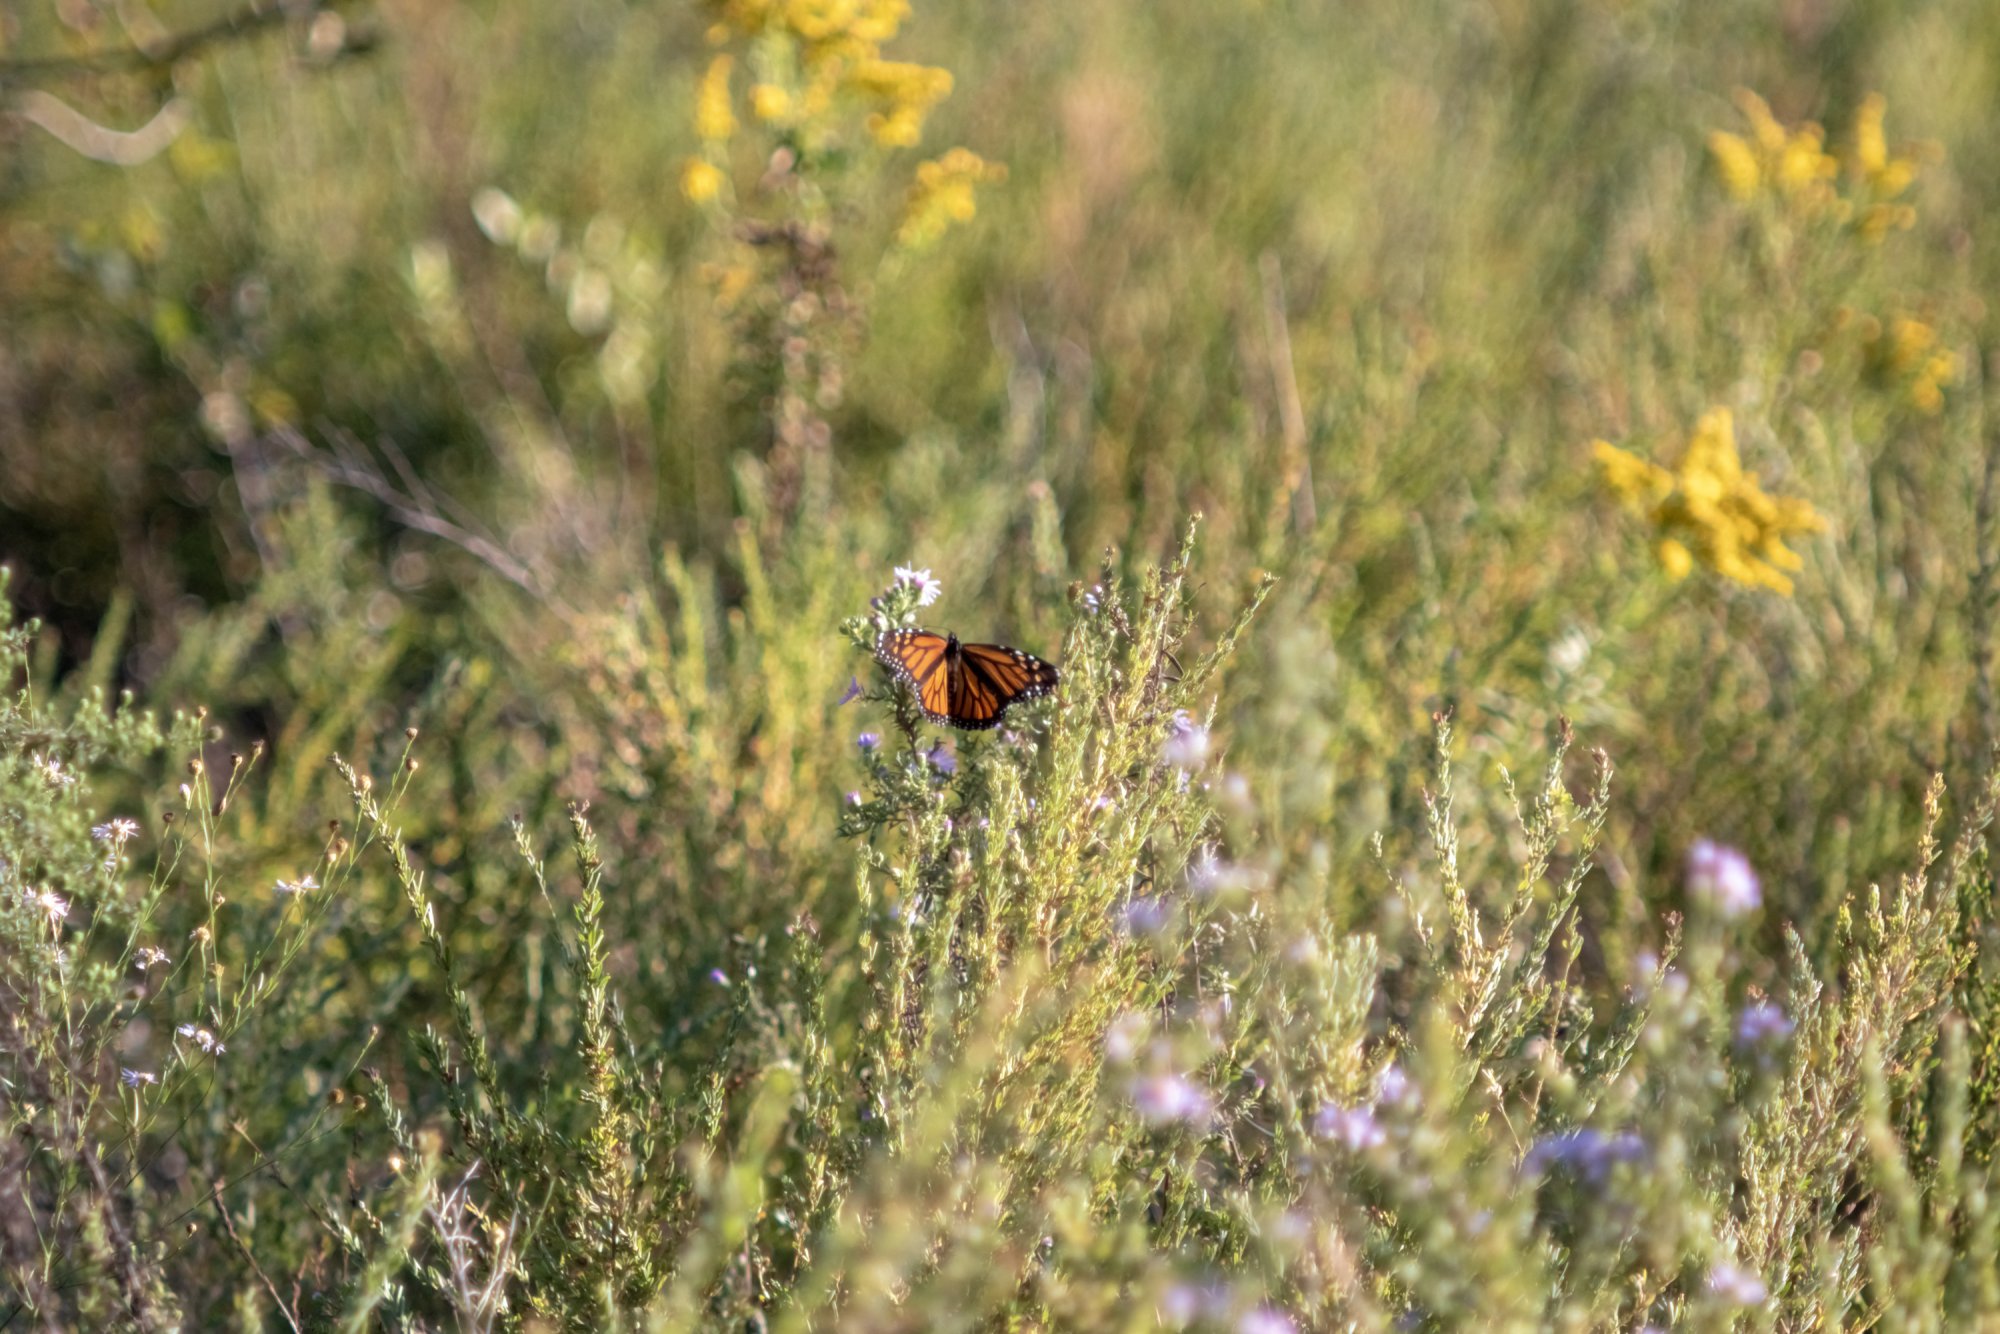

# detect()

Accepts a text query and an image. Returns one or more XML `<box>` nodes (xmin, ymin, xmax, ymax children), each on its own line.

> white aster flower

<box><xmin>892</xmin><ymin>565</ymin><xmax>942</xmax><ymax>607</ymax></box>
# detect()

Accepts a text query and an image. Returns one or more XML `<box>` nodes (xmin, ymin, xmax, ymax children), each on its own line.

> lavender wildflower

<box><xmin>1735</xmin><ymin>1000</ymin><xmax>1796</xmax><ymax>1047</ymax></box>
<box><xmin>1187</xmin><ymin>849</ymin><xmax>1252</xmax><ymax>897</ymax></box>
<box><xmin>1238</xmin><ymin>1310</ymin><xmax>1298</xmax><ymax>1334</ymax></box>
<box><xmin>32</xmin><ymin>754</ymin><xmax>75</xmax><ymax>789</ymax></box>
<box><xmin>1120</xmin><ymin>896</ymin><xmax>1172</xmax><ymax>936</ymax></box>
<box><xmin>1103</xmin><ymin>1012</ymin><xmax>1149</xmax><ymax>1064</ymax></box>
<box><xmin>926</xmin><ymin>740</ymin><xmax>957</xmax><ymax>775</ymax></box>
<box><xmin>1131</xmin><ymin>1072</ymin><xmax>1214</xmax><ymax>1128</ymax></box>
<box><xmin>1688</xmin><ymin>839</ymin><xmax>1761</xmax><ymax>917</ymax></box>
<box><xmin>133</xmin><ymin>947</ymin><xmax>170</xmax><ymax>972</ymax></box>
<box><xmin>892</xmin><ymin>565</ymin><xmax>942</xmax><ymax>607</ymax></box>
<box><xmin>275</xmin><ymin>874</ymin><xmax>320</xmax><ymax>896</ymax></box>
<box><xmin>844</xmin><ymin>790</ymin><xmax>863</xmax><ymax>807</ymax></box>
<box><xmin>120</xmin><ymin>1069</ymin><xmax>158</xmax><ymax>1088</ymax></box>
<box><xmin>1164</xmin><ymin>710</ymin><xmax>1212</xmax><ymax>768</ymax></box>
<box><xmin>176</xmin><ymin>1024</ymin><xmax>226</xmax><ymax>1055</ymax></box>
<box><xmin>30</xmin><ymin>888</ymin><xmax>69</xmax><ymax>929</ymax></box>
<box><xmin>1706</xmin><ymin>1262</ymin><xmax>1769</xmax><ymax>1306</ymax></box>
<box><xmin>1376</xmin><ymin>1064</ymin><xmax>1414</xmax><ymax>1106</ymax></box>
<box><xmin>1314</xmin><ymin>1102</ymin><xmax>1386</xmax><ymax>1150</ymax></box>
<box><xmin>708</xmin><ymin>968</ymin><xmax>730</xmax><ymax>987</ymax></box>
<box><xmin>1161</xmin><ymin>1282</ymin><xmax>1232</xmax><ymax>1326</ymax></box>
<box><xmin>1523</xmin><ymin>1129</ymin><xmax>1647</xmax><ymax>1183</ymax></box>
<box><xmin>838</xmin><ymin>676</ymin><xmax>863</xmax><ymax>706</ymax></box>
<box><xmin>92</xmin><ymin>817</ymin><xmax>141</xmax><ymax>846</ymax></box>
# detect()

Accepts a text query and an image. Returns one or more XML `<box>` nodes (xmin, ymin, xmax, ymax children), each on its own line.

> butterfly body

<box><xmin>876</xmin><ymin>628</ymin><xmax>1060</xmax><ymax>730</ymax></box>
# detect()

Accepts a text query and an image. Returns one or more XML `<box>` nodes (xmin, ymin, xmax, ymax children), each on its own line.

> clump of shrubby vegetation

<box><xmin>8</xmin><ymin>0</ymin><xmax>2000</xmax><ymax>1329</ymax></box>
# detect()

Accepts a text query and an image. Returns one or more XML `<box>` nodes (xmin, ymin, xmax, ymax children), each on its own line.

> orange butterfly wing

<box><xmin>950</xmin><ymin>641</ymin><xmax>1060</xmax><ymax>729</ymax></box>
<box><xmin>876</xmin><ymin>630</ymin><xmax>1059</xmax><ymax>730</ymax></box>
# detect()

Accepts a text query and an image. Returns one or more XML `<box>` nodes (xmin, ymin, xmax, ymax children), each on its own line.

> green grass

<box><xmin>6</xmin><ymin>0</ymin><xmax>2000</xmax><ymax>1328</ymax></box>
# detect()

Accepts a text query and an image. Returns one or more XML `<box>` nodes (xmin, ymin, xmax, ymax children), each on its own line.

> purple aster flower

<box><xmin>1164</xmin><ymin>710</ymin><xmax>1211</xmax><ymax>768</ymax></box>
<box><xmin>1131</xmin><ymin>1072</ymin><xmax>1214</xmax><ymax>1128</ymax></box>
<box><xmin>120</xmin><ymin>1068</ymin><xmax>158</xmax><ymax>1088</ymax></box>
<box><xmin>1161</xmin><ymin>1282</ymin><xmax>1232</xmax><ymax>1325</ymax></box>
<box><xmin>1735</xmin><ymin>999</ymin><xmax>1795</xmax><ymax>1046</ymax></box>
<box><xmin>93</xmin><ymin>817</ymin><xmax>140</xmax><ymax>846</ymax></box>
<box><xmin>1187</xmin><ymin>850</ymin><xmax>1252</xmax><ymax>897</ymax></box>
<box><xmin>1688</xmin><ymin>839</ymin><xmax>1761</xmax><ymax>917</ymax></box>
<box><xmin>708</xmin><ymin>968</ymin><xmax>730</xmax><ymax>987</ymax></box>
<box><xmin>1103</xmin><ymin>1012</ymin><xmax>1149</xmax><ymax>1063</ymax></box>
<box><xmin>844</xmin><ymin>790</ymin><xmax>863</xmax><ymax>807</ymax></box>
<box><xmin>1376</xmin><ymin>1064</ymin><xmax>1414</xmax><ymax>1106</ymax></box>
<box><xmin>1523</xmin><ymin>1128</ymin><xmax>1646</xmax><ymax>1183</ymax></box>
<box><xmin>926</xmin><ymin>740</ymin><xmax>957</xmax><ymax>775</ymax></box>
<box><xmin>1707</xmin><ymin>1262</ymin><xmax>1768</xmax><ymax>1307</ymax></box>
<box><xmin>1314</xmin><ymin>1102</ymin><xmax>1386</xmax><ymax>1150</ymax></box>
<box><xmin>1120</xmin><ymin>896</ymin><xmax>1171</xmax><ymax>936</ymax></box>
<box><xmin>892</xmin><ymin>565</ymin><xmax>942</xmax><ymax>607</ymax></box>
<box><xmin>1238</xmin><ymin>1309</ymin><xmax>1297</xmax><ymax>1334</ymax></box>
<box><xmin>856</xmin><ymin>732</ymin><xmax>881</xmax><ymax>753</ymax></box>
<box><xmin>838</xmin><ymin>676</ymin><xmax>863</xmax><ymax>706</ymax></box>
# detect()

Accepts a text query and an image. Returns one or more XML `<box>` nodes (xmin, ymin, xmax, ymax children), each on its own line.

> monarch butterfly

<box><xmin>876</xmin><ymin>628</ymin><xmax>1060</xmax><ymax>730</ymax></box>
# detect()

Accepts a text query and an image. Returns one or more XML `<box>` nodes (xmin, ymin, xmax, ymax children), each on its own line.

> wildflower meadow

<box><xmin>6</xmin><ymin>1</ymin><xmax>2000</xmax><ymax>1329</ymax></box>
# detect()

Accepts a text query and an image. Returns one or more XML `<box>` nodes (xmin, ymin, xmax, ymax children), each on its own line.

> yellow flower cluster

<box><xmin>895</xmin><ymin>147</ymin><xmax>1006</xmax><ymax>248</ymax></box>
<box><xmin>847</xmin><ymin>59</ymin><xmax>954</xmax><ymax>147</ymax></box>
<box><xmin>695</xmin><ymin>54</ymin><xmax>739</xmax><ymax>143</ymax></box>
<box><xmin>1707</xmin><ymin>89</ymin><xmax>1838</xmax><ymax>215</ymax></box>
<box><xmin>1707</xmin><ymin>89</ymin><xmax>1932</xmax><ymax>240</ymax></box>
<box><xmin>682</xmin><ymin>0</ymin><xmax>971</xmax><ymax>202</ymax></box>
<box><xmin>1848</xmin><ymin>93</ymin><xmax>1926</xmax><ymax>240</ymax></box>
<box><xmin>1594</xmin><ymin>408</ymin><xmax>1826</xmax><ymax>595</ymax></box>
<box><xmin>1862</xmin><ymin>314</ymin><xmax>1955</xmax><ymax>415</ymax></box>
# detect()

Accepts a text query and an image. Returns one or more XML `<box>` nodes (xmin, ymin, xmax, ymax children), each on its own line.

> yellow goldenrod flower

<box><xmin>847</xmin><ymin>59</ymin><xmax>953</xmax><ymax>146</ymax></box>
<box><xmin>681</xmin><ymin>158</ymin><xmax>726</xmax><ymax>204</ymax></box>
<box><xmin>1864</xmin><ymin>316</ymin><xmax>1956</xmax><ymax>414</ymax></box>
<box><xmin>895</xmin><ymin>147</ymin><xmax>1006</xmax><ymax>247</ymax></box>
<box><xmin>1593</xmin><ymin>440</ymin><xmax>1674</xmax><ymax>506</ymax></box>
<box><xmin>1882</xmin><ymin>316</ymin><xmax>1934</xmax><ymax>374</ymax></box>
<box><xmin>1850</xmin><ymin>93</ymin><xmax>1919</xmax><ymax>199</ymax></box>
<box><xmin>1911</xmin><ymin>359</ymin><xmax>1952</xmax><ymax>415</ymax></box>
<box><xmin>1709</xmin><ymin>88</ymin><xmax>1842</xmax><ymax>222</ymax></box>
<box><xmin>1847</xmin><ymin>94</ymin><xmax>1932</xmax><ymax>241</ymax></box>
<box><xmin>1774</xmin><ymin>123</ymin><xmax>1838</xmax><ymax>201</ymax></box>
<box><xmin>1595</xmin><ymin>408</ymin><xmax>1826</xmax><ymax>595</ymax></box>
<box><xmin>1708</xmin><ymin>131</ymin><xmax>1760</xmax><ymax>201</ymax></box>
<box><xmin>1735</xmin><ymin>89</ymin><xmax>1788</xmax><ymax>155</ymax></box>
<box><xmin>695</xmin><ymin>55</ymin><xmax>738</xmax><ymax>143</ymax></box>
<box><xmin>777</xmin><ymin>0</ymin><xmax>910</xmax><ymax>44</ymax></box>
<box><xmin>750</xmin><ymin>83</ymin><xmax>792</xmax><ymax>122</ymax></box>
